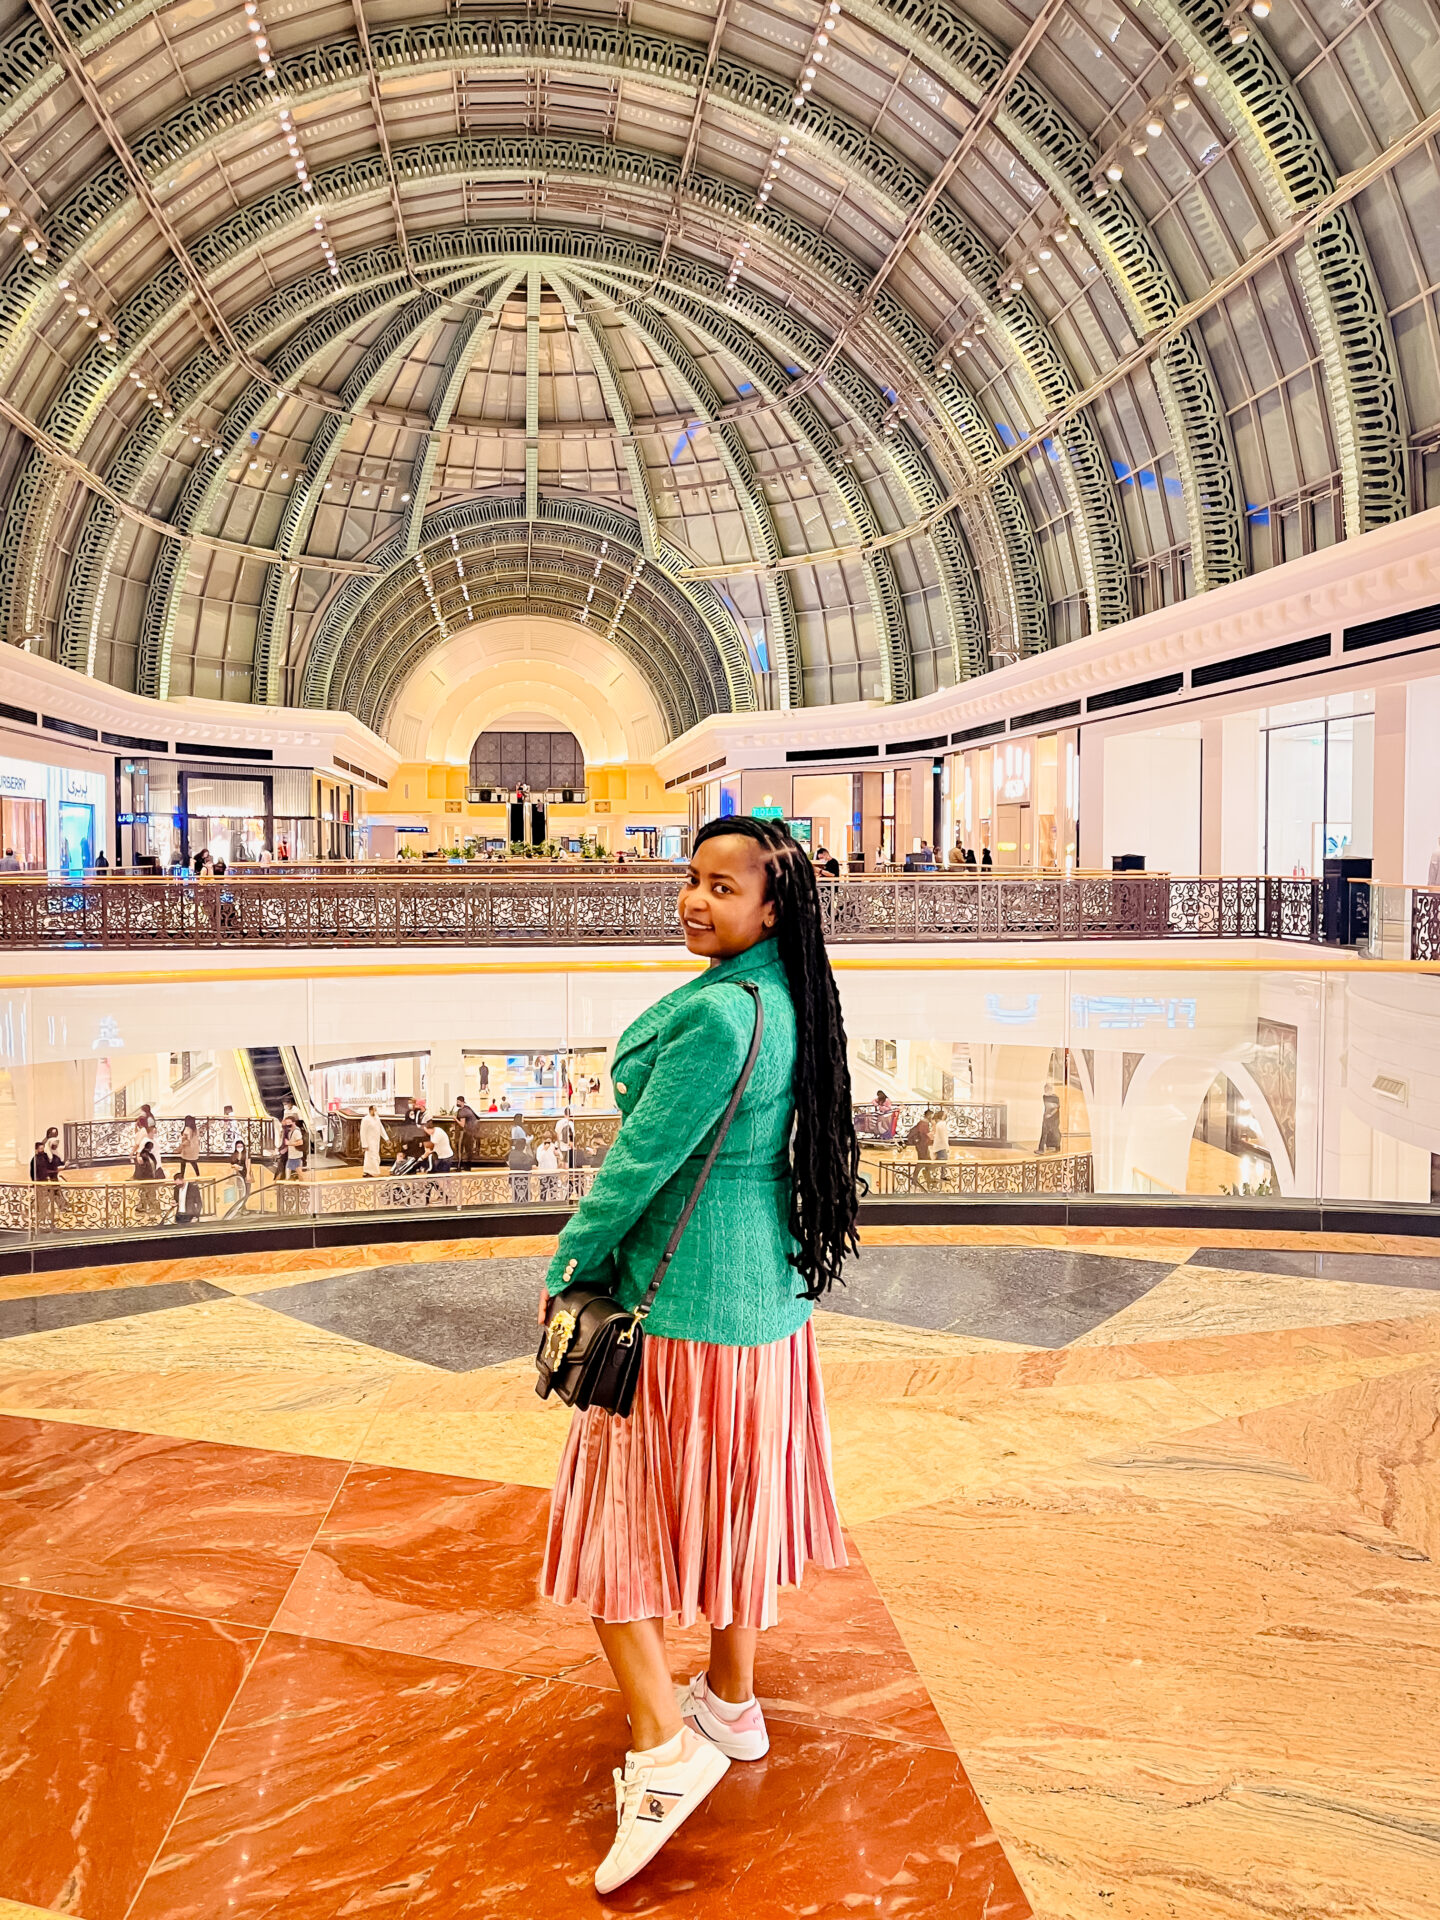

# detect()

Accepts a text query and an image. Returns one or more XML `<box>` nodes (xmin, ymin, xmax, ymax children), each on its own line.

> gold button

<box><xmin>615</xmin><ymin>1082</ymin><xmax>627</xmax><ymax>1095</ymax></box>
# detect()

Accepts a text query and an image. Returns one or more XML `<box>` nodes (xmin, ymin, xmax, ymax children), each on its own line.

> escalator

<box><xmin>243</xmin><ymin>1044</ymin><xmax>327</xmax><ymax>1156</ymax></box>
<box><xmin>245</xmin><ymin>1046</ymin><xmax>292</xmax><ymax>1119</ymax></box>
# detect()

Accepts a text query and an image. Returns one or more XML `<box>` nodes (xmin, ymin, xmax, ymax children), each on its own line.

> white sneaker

<box><xmin>677</xmin><ymin>1670</ymin><xmax>770</xmax><ymax>1761</ymax></box>
<box><xmin>594</xmin><ymin>1727</ymin><xmax>730</xmax><ymax>1896</ymax></box>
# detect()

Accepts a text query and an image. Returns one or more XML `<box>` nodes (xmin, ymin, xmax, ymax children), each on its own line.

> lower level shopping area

<box><xmin>1</xmin><ymin>950</ymin><xmax>1436</xmax><ymax>1246</ymax></box>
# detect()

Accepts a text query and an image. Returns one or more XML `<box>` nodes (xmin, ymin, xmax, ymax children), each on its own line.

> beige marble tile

<box><xmin>1074</xmin><ymin>1264</ymin><xmax>1440</xmax><ymax>1346</ymax></box>
<box><xmin>826</xmin><ymin>1371</ymin><xmax>1219</xmax><ymax>1527</ymax></box>
<box><xmin>1095</xmin><ymin>1310</ymin><xmax>1440</xmax><ymax>1425</ymax></box>
<box><xmin>811</xmin><ymin>1309</ymin><xmax>1031</xmax><ymax>1363</ymax></box>
<box><xmin>855</xmin><ymin>1424</ymin><xmax>1440</xmax><ymax>1920</ymax></box>
<box><xmin>0</xmin><ymin>1365</ymin><xmax>398</xmax><ymax>1461</ymax></box>
<box><xmin>0</xmin><ymin>1297</ymin><xmax>433</xmax><ymax>1376</ymax></box>
<box><xmin>355</xmin><ymin>1358</ymin><xmax>574</xmax><ymax>1488</ymax></box>
<box><xmin>1233</xmin><ymin>1359</ymin><xmax>1440</xmax><ymax>1563</ymax></box>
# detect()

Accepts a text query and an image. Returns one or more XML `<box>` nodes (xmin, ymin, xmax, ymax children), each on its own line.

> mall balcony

<box><xmin>4</xmin><ymin>4</ymin><xmax>1440</xmax><ymax>1909</ymax></box>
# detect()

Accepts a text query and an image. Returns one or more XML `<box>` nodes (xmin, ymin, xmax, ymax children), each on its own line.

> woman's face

<box><xmin>679</xmin><ymin>835</ymin><xmax>777</xmax><ymax>959</ymax></box>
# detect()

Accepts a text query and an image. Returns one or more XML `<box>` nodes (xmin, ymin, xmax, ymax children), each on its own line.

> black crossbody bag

<box><xmin>534</xmin><ymin>980</ymin><xmax>763</xmax><ymax>1418</ymax></box>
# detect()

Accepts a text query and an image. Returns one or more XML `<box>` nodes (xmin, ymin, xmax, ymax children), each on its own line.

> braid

<box><xmin>693</xmin><ymin>815</ymin><xmax>860</xmax><ymax>1298</ymax></box>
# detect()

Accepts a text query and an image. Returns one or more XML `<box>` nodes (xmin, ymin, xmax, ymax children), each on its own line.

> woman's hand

<box><xmin>537</xmin><ymin>1287</ymin><xmax>550</xmax><ymax>1328</ymax></box>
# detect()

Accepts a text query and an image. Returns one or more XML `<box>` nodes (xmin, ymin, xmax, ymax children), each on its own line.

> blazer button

<box><xmin>615</xmin><ymin>1082</ymin><xmax>627</xmax><ymax>1095</ymax></box>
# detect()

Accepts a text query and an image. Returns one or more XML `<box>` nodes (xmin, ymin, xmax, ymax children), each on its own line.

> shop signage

<box><xmin>0</xmin><ymin>758</ymin><xmax>46</xmax><ymax>798</ymax></box>
<box><xmin>117</xmin><ymin>812</ymin><xmax>150</xmax><ymax>826</ymax></box>
<box><xmin>752</xmin><ymin>804</ymin><xmax>784</xmax><ymax>819</ymax></box>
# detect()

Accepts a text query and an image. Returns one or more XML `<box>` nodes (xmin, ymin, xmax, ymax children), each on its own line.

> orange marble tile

<box><xmin>128</xmin><ymin>1633</ymin><xmax>1027</xmax><ymax>1920</ymax></box>
<box><xmin>274</xmin><ymin>1462</ymin><xmax>953</xmax><ymax>1750</ymax></box>
<box><xmin>0</xmin><ymin>1414</ymin><xmax>346</xmax><ymax>1623</ymax></box>
<box><xmin>0</xmin><ymin>1586</ymin><xmax>259</xmax><ymax>1920</ymax></box>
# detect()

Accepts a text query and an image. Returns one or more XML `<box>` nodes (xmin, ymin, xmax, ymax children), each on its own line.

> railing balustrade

<box><xmin>0</xmin><ymin>871</ymin><xmax>1351</xmax><ymax>948</ymax></box>
<box><xmin>874</xmin><ymin>1153</ymin><xmax>1094</xmax><ymax>1196</ymax></box>
<box><xmin>63</xmin><ymin>1116</ymin><xmax>277</xmax><ymax>1165</ymax></box>
<box><xmin>853</xmin><ymin>1102</ymin><xmax>1008</xmax><ymax>1144</ymax></box>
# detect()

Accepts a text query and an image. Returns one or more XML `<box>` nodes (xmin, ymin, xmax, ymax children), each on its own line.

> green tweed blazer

<box><xmin>544</xmin><ymin>937</ymin><xmax>811</xmax><ymax>1347</ymax></box>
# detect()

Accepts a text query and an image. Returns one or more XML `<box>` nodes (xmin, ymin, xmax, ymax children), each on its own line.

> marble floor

<box><xmin>0</xmin><ymin>1225</ymin><xmax>1436</xmax><ymax>1919</ymax></box>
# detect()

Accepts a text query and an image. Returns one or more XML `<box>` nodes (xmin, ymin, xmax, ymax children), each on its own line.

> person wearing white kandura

<box><xmin>360</xmin><ymin>1104</ymin><xmax>384</xmax><ymax>1178</ymax></box>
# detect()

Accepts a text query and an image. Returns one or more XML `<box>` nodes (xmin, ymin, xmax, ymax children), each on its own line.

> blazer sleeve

<box><xmin>544</xmin><ymin>987</ymin><xmax>752</xmax><ymax>1294</ymax></box>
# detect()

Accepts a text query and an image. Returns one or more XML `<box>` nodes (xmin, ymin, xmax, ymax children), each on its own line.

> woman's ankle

<box><xmin>630</xmin><ymin>1711</ymin><xmax>683</xmax><ymax>1753</ymax></box>
<box><xmin>705</xmin><ymin>1667</ymin><xmax>754</xmax><ymax>1707</ymax></box>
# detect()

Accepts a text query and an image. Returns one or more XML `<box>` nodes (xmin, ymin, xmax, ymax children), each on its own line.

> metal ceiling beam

<box><xmin>789</xmin><ymin>0</ymin><xmax>1070</xmax><ymax>405</ymax></box>
<box><xmin>402</xmin><ymin>273</ymin><xmax>522</xmax><ymax>555</ymax></box>
<box><xmin>308</xmin><ymin>491</ymin><xmax>754</xmax><ymax>719</ymax></box>
<box><xmin>327</xmin><ymin>500</ymin><xmax>735</xmax><ymax>734</ymax></box>
<box><xmin>563</xmin><ymin>275</ymin><xmax>803</xmax><ymax>706</ymax></box>
<box><xmin>0</xmin><ymin>31</ymin><xmax>1130</xmax><ymax>632</ymax></box>
<box><xmin>565</xmin><ymin>288</ymin><xmax>661</xmax><ymax>561</ymax></box>
<box><xmin>1149</xmin><ymin>0</ymin><xmax>1406</xmax><ymax>537</ymax></box>
<box><xmin>252</xmin><ymin>292</ymin><xmax>447</xmax><ymax>704</ymax></box>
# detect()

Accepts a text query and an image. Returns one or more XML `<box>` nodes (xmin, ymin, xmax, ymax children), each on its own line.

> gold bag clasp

<box><xmin>542</xmin><ymin>1308</ymin><xmax>577</xmax><ymax>1371</ymax></box>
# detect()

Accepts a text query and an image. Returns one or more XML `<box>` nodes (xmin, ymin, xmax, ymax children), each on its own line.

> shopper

<box><xmin>507</xmin><ymin>1127</ymin><xmax>536</xmax><ymax>1202</ymax></box>
<box><xmin>283</xmin><ymin>1115</ymin><xmax>304</xmax><ymax>1183</ymax></box>
<box><xmin>812</xmin><ymin>844</ymin><xmax>841</xmax><ymax>879</ymax></box>
<box><xmin>359</xmin><ymin>1103</ymin><xmax>384</xmax><ymax>1177</ymax></box>
<box><xmin>535</xmin><ymin>1135</ymin><xmax>560</xmax><ymax>1202</ymax></box>
<box><xmin>174</xmin><ymin>1114</ymin><xmax>202</xmax><ymax>1182</ymax></box>
<box><xmin>0</xmin><ymin>849</ymin><xmax>20</xmax><ymax>873</ymax></box>
<box><xmin>536</xmin><ymin>815</ymin><xmax>857</xmax><ymax>1895</ymax></box>
<box><xmin>427</xmin><ymin>1118</ymin><xmax>455</xmax><ymax>1172</ymax></box>
<box><xmin>555</xmin><ymin>1106</ymin><xmax>575</xmax><ymax>1170</ymax></box>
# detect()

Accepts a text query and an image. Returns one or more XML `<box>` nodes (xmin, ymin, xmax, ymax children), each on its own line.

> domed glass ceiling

<box><xmin>0</xmin><ymin>0</ymin><xmax>1437</xmax><ymax>736</ymax></box>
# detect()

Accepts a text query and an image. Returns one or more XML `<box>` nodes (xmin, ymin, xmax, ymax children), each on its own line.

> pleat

<box><xmin>539</xmin><ymin>1321</ymin><xmax>846</xmax><ymax>1629</ymax></box>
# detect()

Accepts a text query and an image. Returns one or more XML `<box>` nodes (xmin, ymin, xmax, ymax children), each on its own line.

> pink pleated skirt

<box><xmin>540</xmin><ymin>1319</ymin><xmax>846</xmax><ymax>1630</ymax></box>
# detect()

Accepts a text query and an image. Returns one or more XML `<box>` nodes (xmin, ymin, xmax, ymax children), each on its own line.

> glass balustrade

<box><xmin>0</xmin><ymin>960</ymin><xmax>1435</xmax><ymax>1246</ymax></box>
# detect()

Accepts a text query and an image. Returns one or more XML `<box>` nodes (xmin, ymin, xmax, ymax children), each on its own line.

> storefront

<box><xmin>945</xmin><ymin>728</ymin><xmax>1078</xmax><ymax>870</ymax></box>
<box><xmin>115</xmin><ymin>760</ymin><xmax>359</xmax><ymax>868</ymax></box>
<box><xmin>0</xmin><ymin>753</ymin><xmax>108</xmax><ymax>872</ymax></box>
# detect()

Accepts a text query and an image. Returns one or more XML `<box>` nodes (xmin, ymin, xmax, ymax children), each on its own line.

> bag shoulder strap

<box><xmin>633</xmin><ymin>978</ymin><xmax>764</xmax><ymax>1324</ymax></box>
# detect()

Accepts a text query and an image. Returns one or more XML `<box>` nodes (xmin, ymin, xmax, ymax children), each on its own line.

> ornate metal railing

<box><xmin>0</xmin><ymin>872</ymin><xmax>1342</xmax><ymax>948</ymax></box>
<box><xmin>63</xmin><ymin>1116</ymin><xmax>276</xmax><ymax>1165</ymax></box>
<box><xmin>1414</xmin><ymin>888</ymin><xmax>1440</xmax><ymax>962</ymax></box>
<box><xmin>874</xmin><ymin>1153</ymin><xmax>1094</xmax><ymax>1196</ymax></box>
<box><xmin>853</xmin><ymin>1101</ymin><xmax>1008</xmax><ymax>1144</ymax></box>
<box><xmin>326</xmin><ymin>1108</ymin><xmax>620</xmax><ymax>1165</ymax></box>
<box><xmin>0</xmin><ymin>1171</ymin><xmax>244</xmax><ymax>1235</ymax></box>
<box><xmin>231</xmin><ymin>1166</ymin><xmax>598</xmax><ymax>1217</ymax></box>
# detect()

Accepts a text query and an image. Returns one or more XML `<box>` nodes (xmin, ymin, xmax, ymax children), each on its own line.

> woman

<box><xmin>537</xmin><ymin>816</ymin><xmax>859</xmax><ymax>1895</ymax></box>
<box><xmin>174</xmin><ymin>1114</ymin><xmax>202</xmax><ymax>1182</ymax></box>
<box><xmin>131</xmin><ymin>1139</ymin><xmax>167</xmax><ymax>1224</ymax></box>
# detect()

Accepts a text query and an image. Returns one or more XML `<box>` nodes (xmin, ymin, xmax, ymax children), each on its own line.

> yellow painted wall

<box><xmin>361</xmin><ymin>761</ymin><xmax>684</xmax><ymax>850</ymax></box>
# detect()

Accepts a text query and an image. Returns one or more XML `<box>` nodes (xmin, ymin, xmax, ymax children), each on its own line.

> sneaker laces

<box><xmin>611</xmin><ymin>1754</ymin><xmax>649</xmax><ymax>1837</ymax></box>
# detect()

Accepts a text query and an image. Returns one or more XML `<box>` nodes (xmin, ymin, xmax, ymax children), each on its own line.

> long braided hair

<box><xmin>692</xmin><ymin>815</ymin><xmax>859</xmax><ymax>1299</ymax></box>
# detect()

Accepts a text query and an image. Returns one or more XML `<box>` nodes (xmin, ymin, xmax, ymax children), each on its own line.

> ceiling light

<box><xmin>1172</xmin><ymin>91</ymin><xmax>1191</xmax><ymax>111</ymax></box>
<box><xmin>800</xmin><ymin>80</ymin><xmax>812</xmax><ymax>91</ymax></box>
<box><xmin>779</xmin><ymin>135</ymin><xmax>789</xmax><ymax>146</ymax></box>
<box><xmin>63</xmin><ymin>290</ymin><xmax>76</xmax><ymax>302</ymax></box>
<box><xmin>817</xmin><ymin>32</ymin><xmax>828</xmax><ymax>45</ymax></box>
<box><xmin>1008</xmin><ymin>276</ymin><xmax>1022</xmax><ymax>290</ymax></box>
<box><xmin>1038</xmin><ymin>245</ymin><xmax>1053</xmax><ymax>259</ymax></box>
<box><xmin>805</xmin><ymin>66</ymin><xmax>816</xmax><ymax>78</ymax></box>
<box><xmin>1250</xmin><ymin>0</ymin><xmax>1270</xmax><ymax>14</ymax></box>
<box><xmin>0</xmin><ymin>205</ymin><xmax>9</xmax><ymax>219</ymax></box>
<box><xmin>1105</xmin><ymin>162</ymin><xmax>1124</xmax><ymax>181</ymax></box>
<box><xmin>1230</xmin><ymin>22</ymin><xmax>1250</xmax><ymax>40</ymax></box>
<box><xmin>248</xmin><ymin>459</ymin><xmax>258</xmax><ymax>469</ymax></box>
<box><xmin>939</xmin><ymin>358</ymin><xmax>951</xmax><ymax>370</ymax></box>
<box><xmin>1194</xmin><ymin>71</ymin><xmax>1209</xmax><ymax>87</ymax></box>
<box><xmin>961</xmin><ymin>335</ymin><xmax>973</xmax><ymax>348</ymax></box>
<box><xmin>1131</xmin><ymin>139</ymin><xmax>1149</xmax><ymax>156</ymax></box>
<box><xmin>401</xmin><ymin>492</ymin><xmax>410</xmax><ymax>502</ymax></box>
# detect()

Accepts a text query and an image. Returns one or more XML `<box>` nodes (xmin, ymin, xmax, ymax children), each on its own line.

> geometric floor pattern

<box><xmin>0</xmin><ymin>1221</ymin><xmax>1437</xmax><ymax>1918</ymax></box>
